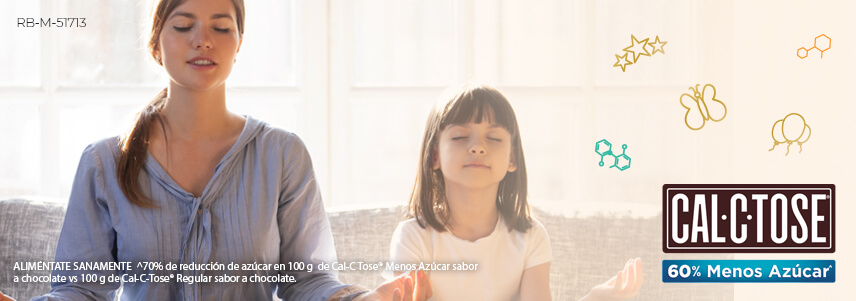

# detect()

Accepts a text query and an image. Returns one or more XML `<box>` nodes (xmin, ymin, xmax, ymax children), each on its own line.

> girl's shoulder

<box><xmin>394</xmin><ymin>218</ymin><xmax>429</xmax><ymax>233</ymax></box>
<box><xmin>525</xmin><ymin>217</ymin><xmax>550</xmax><ymax>238</ymax></box>
<box><xmin>504</xmin><ymin>216</ymin><xmax>550</xmax><ymax>247</ymax></box>
<box><xmin>392</xmin><ymin>218</ymin><xmax>436</xmax><ymax>241</ymax></box>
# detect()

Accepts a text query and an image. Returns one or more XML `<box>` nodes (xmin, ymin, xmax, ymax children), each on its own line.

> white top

<box><xmin>389</xmin><ymin>215</ymin><xmax>552</xmax><ymax>301</ymax></box>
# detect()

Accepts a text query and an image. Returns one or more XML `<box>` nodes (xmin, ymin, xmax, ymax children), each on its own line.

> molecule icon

<box><xmin>595</xmin><ymin>139</ymin><xmax>631</xmax><ymax>171</ymax></box>
<box><xmin>797</xmin><ymin>34</ymin><xmax>831</xmax><ymax>59</ymax></box>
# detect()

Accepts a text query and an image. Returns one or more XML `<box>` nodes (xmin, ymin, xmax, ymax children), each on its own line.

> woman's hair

<box><xmin>408</xmin><ymin>84</ymin><xmax>532</xmax><ymax>233</ymax></box>
<box><xmin>117</xmin><ymin>0</ymin><xmax>246</xmax><ymax>207</ymax></box>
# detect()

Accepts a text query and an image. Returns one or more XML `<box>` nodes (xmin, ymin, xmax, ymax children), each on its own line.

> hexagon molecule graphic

<box><xmin>594</xmin><ymin>139</ymin><xmax>631</xmax><ymax>171</ymax></box>
<box><xmin>797</xmin><ymin>34</ymin><xmax>831</xmax><ymax>59</ymax></box>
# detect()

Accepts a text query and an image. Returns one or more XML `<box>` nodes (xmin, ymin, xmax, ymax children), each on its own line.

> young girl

<box><xmin>390</xmin><ymin>85</ymin><xmax>642</xmax><ymax>300</ymax></box>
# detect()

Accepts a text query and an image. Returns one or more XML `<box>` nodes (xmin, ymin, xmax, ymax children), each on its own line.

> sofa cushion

<box><xmin>0</xmin><ymin>198</ymin><xmax>67</xmax><ymax>301</ymax></box>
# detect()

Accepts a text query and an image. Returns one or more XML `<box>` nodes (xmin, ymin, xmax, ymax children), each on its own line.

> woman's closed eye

<box><xmin>488</xmin><ymin>137</ymin><xmax>502</xmax><ymax>142</ymax></box>
<box><xmin>172</xmin><ymin>26</ymin><xmax>231</xmax><ymax>33</ymax></box>
<box><xmin>451</xmin><ymin>136</ymin><xmax>468</xmax><ymax>141</ymax></box>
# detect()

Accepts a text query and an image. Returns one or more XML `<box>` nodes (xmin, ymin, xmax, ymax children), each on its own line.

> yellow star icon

<box><xmin>623</xmin><ymin>35</ymin><xmax>650</xmax><ymax>63</ymax></box>
<box><xmin>613</xmin><ymin>52</ymin><xmax>633</xmax><ymax>72</ymax></box>
<box><xmin>648</xmin><ymin>35</ymin><xmax>667</xmax><ymax>55</ymax></box>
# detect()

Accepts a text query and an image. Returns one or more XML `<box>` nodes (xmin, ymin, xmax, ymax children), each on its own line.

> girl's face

<box><xmin>433</xmin><ymin>120</ymin><xmax>517</xmax><ymax>190</ymax></box>
<box><xmin>154</xmin><ymin>0</ymin><xmax>241</xmax><ymax>91</ymax></box>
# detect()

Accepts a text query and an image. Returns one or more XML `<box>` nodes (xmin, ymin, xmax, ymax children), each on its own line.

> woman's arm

<box><xmin>32</xmin><ymin>144</ymin><xmax>122</xmax><ymax>300</ymax></box>
<box><xmin>520</xmin><ymin>262</ymin><xmax>552</xmax><ymax>301</ymax></box>
<box><xmin>275</xmin><ymin>133</ymin><xmax>349</xmax><ymax>300</ymax></box>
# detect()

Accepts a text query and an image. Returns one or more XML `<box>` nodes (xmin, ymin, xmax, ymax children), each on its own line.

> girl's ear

<box><xmin>432</xmin><ymin>148</ymin><xmax>441</xmax><ymax>170</ymax></box>
<box><xmin>507</xmin><ymin>151</ymin><xmax>517</xmax><ymax>172</ymax></box>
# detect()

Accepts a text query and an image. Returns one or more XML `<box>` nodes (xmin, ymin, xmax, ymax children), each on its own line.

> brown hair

<box><xmin>117</xmin><ymin>0</ymin><xmax>246</xmax><ymax>207</ymax></box>
<box><xmin>408</xmin><ymin>84</ymin><xmax>532</xmax><ymax>232</ymax></box>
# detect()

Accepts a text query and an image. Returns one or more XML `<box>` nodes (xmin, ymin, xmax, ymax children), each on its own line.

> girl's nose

<box><xmin>469</xmin><ymin>144</ymin><xmax>486</xmax><ymax>155</ymax></box>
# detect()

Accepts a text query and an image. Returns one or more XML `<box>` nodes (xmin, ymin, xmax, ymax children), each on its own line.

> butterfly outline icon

<box><xmin>679</xmin><ymin>84</ymin><xmax>727</xmax><ymax>131</ymax></box>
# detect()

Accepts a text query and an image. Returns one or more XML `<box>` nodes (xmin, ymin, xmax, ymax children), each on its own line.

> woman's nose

<box><xmin>193</xmin><ymin>31</ymin><xmax>213</xmax><ymax>50</ymax></box>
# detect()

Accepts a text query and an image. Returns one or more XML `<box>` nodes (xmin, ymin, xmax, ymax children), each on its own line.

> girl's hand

<box><xmin>357</xmin><ymin>270</ymin><xmax>432</xmax><ymax>301</ymax></box>
<box><xmin>584</xmin><ymin>258</ymin><xmax>643</xmax><ymax>301</ymax></box>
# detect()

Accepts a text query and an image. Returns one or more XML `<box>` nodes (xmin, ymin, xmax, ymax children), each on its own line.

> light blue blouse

<box><xmin>33</xmin><ymin>116</ymin><xmax>347</xmax><ymax>301</ymax></box>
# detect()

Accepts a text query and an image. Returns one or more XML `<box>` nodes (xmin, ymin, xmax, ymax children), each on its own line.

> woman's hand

<box><xmin>358</xmin><ymin>270</ymin><xmax>432</xmax><ymax>301</ymax></box>
<box><xmin>0</xmin><ymin>290</ymin><xmax>16</xmax><ymax>301</ymax></box>
<box><xmin>582</xmin><ymin>258</ymin><xmax>643</xmax><ymax>301</ymax></box>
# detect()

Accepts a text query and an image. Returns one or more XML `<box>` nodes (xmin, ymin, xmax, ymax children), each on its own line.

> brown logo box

<box><xmin>662</xmin><ymin>184</ymin><xmax>835</xmax><ymax>253</ymax></box>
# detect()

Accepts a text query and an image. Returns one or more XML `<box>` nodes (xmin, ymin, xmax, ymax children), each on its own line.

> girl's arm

<box><xmin>520</xmin><ymin>262</ymin><xmax>552</xmax><ymax>301</ymax></box>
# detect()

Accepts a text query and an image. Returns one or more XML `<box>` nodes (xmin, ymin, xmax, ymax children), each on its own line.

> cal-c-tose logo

<box><xmin>662</xmin><ymin>184</ymin><xmax>834</xmax><ymax>253</ymax></box>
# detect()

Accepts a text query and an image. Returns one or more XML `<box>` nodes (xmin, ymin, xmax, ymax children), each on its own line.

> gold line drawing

<box><xmin>613</xmin><ymin>53</ymin><xmax>633</xmax><ymax>72</ymax></box>
<box><xmin>647</xmin><ymin>35</ymin><xmax>667</xmax><ymax>55</ymax></box>
<box><xmin>679</xmin><ymin>84</ymin><xmax>727</xmax><ymax>131</ymax></box>
<box><xmin>613</xmin><ymin>35</ymin><xmax>667</xmax><ymax>72</ymax></box>
<box><xmin>769</xmin><ymin>113</ymin><xmax>811</xmax><ymax>155</ymax></box>
<box><xmin>622</xmin><ymin>35</ymin><xmax>651</xmax><ymax>63</ymax></box>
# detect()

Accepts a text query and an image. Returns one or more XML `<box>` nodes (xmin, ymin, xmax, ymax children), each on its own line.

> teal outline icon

<box><xmin>595</xmin><ymin>139</ymin><xmax>631</xmax><ymax>171</ymax></box>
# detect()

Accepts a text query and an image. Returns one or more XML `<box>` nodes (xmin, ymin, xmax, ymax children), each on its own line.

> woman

<box><xmin>19</xmin><ymin>0</ymin><xmax>431</xmax><ymax>300</ymax></box>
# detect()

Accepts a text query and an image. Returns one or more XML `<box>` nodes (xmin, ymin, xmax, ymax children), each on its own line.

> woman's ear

<box><xmin>153</xmin><ymin>43</ymin><xmax>162</xmax><ymax>65</ymax></box>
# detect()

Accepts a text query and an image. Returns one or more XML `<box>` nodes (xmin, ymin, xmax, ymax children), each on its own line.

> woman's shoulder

<box><xmin>244</xmin><ymin>116</ymin><xmax>307</xmax><ymax>151</ymax></box>
<box><xmin>78</xmin><ymin>136</ymin><xmax>122</xmax><ymax>163</ymax></box>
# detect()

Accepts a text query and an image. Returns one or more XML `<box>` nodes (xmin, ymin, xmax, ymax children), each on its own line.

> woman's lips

<box><xmin>187</xmin><ymin>57</ymin><xmax>217</xmax><ymax>71</ymax></box>
<box><xmin>188</xmin><ymin>63</ymin><xmax>216</xmax><ymax>71</ymax></box>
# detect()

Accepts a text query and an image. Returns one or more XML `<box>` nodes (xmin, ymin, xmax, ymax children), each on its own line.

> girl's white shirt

<box><xmin>389</xmin><ymin>215</ymin><xmax>552</xmax><ymax>301</ymax></box>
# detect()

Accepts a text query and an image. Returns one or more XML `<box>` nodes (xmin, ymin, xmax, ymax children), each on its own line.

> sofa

<box><xmin>1</xmin><ymin>197</ymin><xmax>733</xmax><ymax>300</ymax></box>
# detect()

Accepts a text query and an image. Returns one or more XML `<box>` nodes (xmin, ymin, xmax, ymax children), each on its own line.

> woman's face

<box><xmin>155</xmin><ymin>0</ymin><xmax>241</xmax><ymax>91</ymax></box>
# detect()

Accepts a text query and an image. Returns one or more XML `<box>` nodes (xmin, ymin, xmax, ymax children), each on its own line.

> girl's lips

<box><xmin>464</xmin><ymin>163</ymin><xmax>490</xmax><ymax>168</ymax></box>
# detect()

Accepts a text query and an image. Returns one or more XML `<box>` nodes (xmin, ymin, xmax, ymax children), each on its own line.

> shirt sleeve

<box><xmin>388</xmin><ymin>220</ymin><xmax>428</xmax><ymax>276</ymax></box>
<box><xmin>275</xmin><ymin>133</ymin><xmax>348</xmax><ymax>301</ymax></box>
<box><xmin>523</xmin><ymin>219</ymin><xmax>552</xmax><ymax>270</ymax></box>
<box><xmin>32</xmin><ymin>144</ymin><xmax>121</xmax><ymax>301</ymax></box>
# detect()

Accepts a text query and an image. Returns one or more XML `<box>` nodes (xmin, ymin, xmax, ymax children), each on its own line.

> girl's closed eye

<box><xmin>214</xmin><ymin>27</ymin><xmax>231</xmax><ymax>33</ymax></box>
<box><xmin>451</xmin><ymin>136</ymin><xmax>468</xmax><ymax>141</ymax></box>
